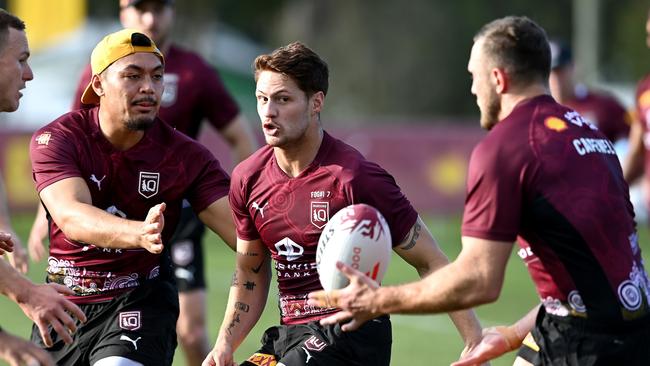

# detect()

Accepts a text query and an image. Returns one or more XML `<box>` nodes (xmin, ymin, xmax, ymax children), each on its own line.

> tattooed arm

<box><xmin>392</xmin><ymin>216</ymin><xmax>484</xmax><ymax>346</ymax></box>
<box><xmin>204</xmin><ymin>237</ymin><xmax>271</xmax><ymax>366</ymax></box>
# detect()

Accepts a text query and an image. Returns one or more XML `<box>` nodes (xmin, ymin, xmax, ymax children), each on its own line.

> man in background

<box><xmin>548</xmin><ymin>39</ymin><xmax>630</xmax><ymax>143</ymax></box>
<box><xmin>27</xmin><ymin>1</ymin><xmax>258</xmax><ymax>364</ymax></box>
<box><xmin>0</xmin><ymin>8</ymin><xmax>87</xmax><ymax>366</ymax></box>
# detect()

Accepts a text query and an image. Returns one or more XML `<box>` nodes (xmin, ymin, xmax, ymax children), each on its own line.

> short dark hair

<box><xmin>254</xmin><ymin>41</ymin><xmax>329</xmax><ymax>97</ymax></box>
<box><xmin>0</xmin><ymin>9</ymin><xmax>25</xmax><ymax>53</ymax></box>
<box><xmin>474</xmin><ymin>16</ymin><xmax>550</xmax><ymax>86</ymax></box>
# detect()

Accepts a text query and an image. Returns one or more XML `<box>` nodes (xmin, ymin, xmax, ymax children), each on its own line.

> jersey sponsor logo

<box><xmin>542</xmin><ymin>296</ymin><xmax>570</xmax><ymax>316</ymax></box>
<box><xmin>90</xmin><ymin>174</ymin><xmax>106</xmax><ymax>191</ymax></box>
<box><xmin>138</xmin><ymin>171</ymin><xmax>159</xmax><ymax>198</ymax></box>
<box><xmin>304</xmin><ymin>335</ymin><xmax>327</xmax><ymax>352</ymax></box>
<box><xmin>118</xmin><ymin>311</ymin><xmax>141</xmax><ymax>331</ymax></box>
<box><xmin>567</xmin><ymin>290</ymin><xmax>586</xmax><ymax>313</ymax></box>
<box><xmin>119</xmin><ymin>335</ymin><xmax>142</xmax><ymax>350</ymax></box>
<box><xmin>252</xmin><ymin>201</ymin><xmax>269</xmax><ymax>218</ymax></box>
<box><xmin>310</xmin><ymin>201</ymin><xmax>329</xmax><ymax>229</ymax></box>
<box><xmin>302</xmin><ymin>347</ymin><xmax>314</xmax><ymax>363</ymax></box>
<box><xmin>246</xmin><ymin>352</ymin><xmax>277</xmax><ymax>366</ymax></box>
<box><xmin>544</xmin><ymin>117</ymin><xmax>568</xmax><ymax>132</ymax></box>
<box><xmin>35</xmin><ymin>131</ymin><xmax>52</xmax><ymax>146</ymax></box>
<box><xmin>618</xmin><ymin>280</ymin><xmax>642</xmax><ymax>311</ymax></box>
<box><xmin>161</xmin><ymin>73</ymin><xmax>178</xmax><ymax>107</ymax></box>
<box><xmin>274</xmin><ymin>237</ymin><xmax>304</xmax><ymax>261</ymax></box>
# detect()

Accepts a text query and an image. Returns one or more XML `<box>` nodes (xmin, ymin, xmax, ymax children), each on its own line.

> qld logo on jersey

<box><xmin>310</xmin><ymin>202</ymin><xmax>329</xmax><ymax>229</ymax></box>
<box><xmin>138</xmin><ymin>171</ymin><xmax>159</xmax><ymax>198</ymax></box>
<box><xmin>118</xmin><ymin>311</ymin><xmax>141</xmax><ymax>331</ymax></box>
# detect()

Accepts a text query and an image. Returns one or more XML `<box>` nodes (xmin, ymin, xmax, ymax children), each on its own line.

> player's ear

<box><xmin>311</xmin><ymin>91</ymin><xmax>325</xmax><ymax>114</ymax></box>
<box><xmin>91</xmin><ymin>74</ymin><xmax>105</xmax><ymax>98</ymax></box>
<box><xmin>491</xmin><ymin>67</ymin><xmax>508</xmax><ymax>94</ymax></box>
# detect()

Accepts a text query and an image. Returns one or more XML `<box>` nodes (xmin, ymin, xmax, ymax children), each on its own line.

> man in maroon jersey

<box><xmin>202</xmin><ymin>42</ymin><xmax>484</xmax><ymax>366</ymax></box>
<box><xmin>27</xmin><ymin>1</ymin><xmax>258</xmax><ymax>364</ymax></box>
<box><xmin>309</xmin><ymin>16</ymin><xmax>650</xmax><ymax>366</ymax></box>
<box><xmin>29</xmin><ymin>28</ymin><xmax>236</xmax><ymax>365</ymax></box>
<box><xmin>548</xmin><ymin>40</ymin><xmax>630</xmax><ymax>143</ymax></box>
<box><xmin>623</xmin><ymin>8</ymin><xmax>650</xmax><ymax>220</ymax></box>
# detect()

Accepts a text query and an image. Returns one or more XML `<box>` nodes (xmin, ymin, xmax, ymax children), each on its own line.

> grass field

<box><xmin>1</xmin><ymin>212</ymin><xmax>648</xmax><ymax>366</ymax></box>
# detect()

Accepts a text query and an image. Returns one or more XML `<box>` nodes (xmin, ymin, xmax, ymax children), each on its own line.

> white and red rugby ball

<box><xmin>316</xmin><ymin>203</ymin><xmax>392</xmax><ymax>291</ymax></box>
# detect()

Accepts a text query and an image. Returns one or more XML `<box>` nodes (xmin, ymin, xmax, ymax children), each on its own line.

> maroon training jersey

<box><xmin>462</xmin><ymin>95</ymin><xmax>650</xmax><ymax>324</ymax></box>
<box><xmin>562</xmin><ymin>85</ymin><xmax>630</xmax><ymax>142</ymax></box>
<box><xmin>30</xmin><ymin>107</ymin><xmax>230</xmax><ymax>304</ymax></box>
<box><xmin>230</xmin><ymin>132</ymin><xmax>418</xmax><ymax>324</ymax></box>
<box><xmin>72</xmin><ymin>44</ymin><xmax>240</xmax><ymax>139</ymax></box>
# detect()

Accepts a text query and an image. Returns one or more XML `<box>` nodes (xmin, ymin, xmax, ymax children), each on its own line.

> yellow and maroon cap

<box><xmin>81</xmin><ymin>28</ymin><xmax>164</xmax><ymax>105</ymax></box>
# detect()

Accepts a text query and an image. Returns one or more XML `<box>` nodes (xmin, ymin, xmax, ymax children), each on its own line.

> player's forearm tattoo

<box><xmin>226</xmin><ymin>311</ymin><xmax>242</xmax><ymax>335</ymax></box>
<box><xmin>251</xmin><ymin>259</ymin><xmax>265</xmax><ymax>274</ymax></box>
<box><xmin>235</xmin><ymin>302</ymin><xmax>250</xmax><ymax>312</ymax></box>
<box><xmin>244</xmin><ymin>281</ymin><xmax>256</xmax><ymax>291</ymax></box>
<box><xmin>237</xmin><ymin>251</ymin><xmax>259</xmax><ymax>257</ymax></box>
<box><xmin>400</xmin><ymin>221</ymin><xmax>421</xmax><ymax>250</ymax></box>
<box><xmin>230</xmin><ymin>270</ymin><xmax>239</xmax><ymax>287</ymax></box>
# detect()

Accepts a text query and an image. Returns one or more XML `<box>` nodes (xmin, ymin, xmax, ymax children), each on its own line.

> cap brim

<box><xmin>80</xmin><ymin>82</ymin><xmax>100</xmax><ymax>105</ymax></box>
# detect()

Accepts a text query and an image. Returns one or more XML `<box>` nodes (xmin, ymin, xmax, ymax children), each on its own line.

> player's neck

<box><xmin>97</xmin><ymin>108</ymin><xmax>145</xmax><ymax>151</ymax></box>
<box><xmin>274</xmin><ymin>127</ymin><xmax>324</xmax><ymax>178</ymax></box>
<box><xmin>499</xmin><ymin>84</ymin><xmax>549</xmax><ymax>121</ymax></box>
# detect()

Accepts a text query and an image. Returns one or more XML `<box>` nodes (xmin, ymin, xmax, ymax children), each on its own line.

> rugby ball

<box><xmin>316</xmin><ymin>203</ymin><xmax>392</xmax><ymax>291</ymax></box>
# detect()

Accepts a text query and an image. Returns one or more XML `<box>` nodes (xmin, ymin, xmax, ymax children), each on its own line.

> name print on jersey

<box><xmin>138</xmin><ymin>172</ymin><xmax>159</xmax><ymax>198</ymax></box>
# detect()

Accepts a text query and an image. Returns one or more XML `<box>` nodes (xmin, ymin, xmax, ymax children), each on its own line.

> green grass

<box><xmin>1</xmin><ymin>213</ymin><xmax>648</xmax><ymax>365</ymax></box>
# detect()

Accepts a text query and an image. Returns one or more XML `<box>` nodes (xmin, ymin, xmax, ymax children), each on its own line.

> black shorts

<box><xmin>516</xmin><ymin>308</ymin><xmax>650</xmax><ymax>366</ymax></box>
<box><xmin>31</xmin><ymin>280</ymin><xmax>179</xmax><ymax>366</ymax></box>
<box><xmin>169</xmin><ymin>205</ymin><xmax>206</xmax><ymax>292</ymax></box>
<box><xmin>241</xmin><ymin>315</ymin><xmax>392</xmax><ymax>366</ymax></box>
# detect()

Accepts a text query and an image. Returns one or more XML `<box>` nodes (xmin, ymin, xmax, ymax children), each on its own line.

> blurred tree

<box><xmin>270</xmin><ymin>0</ymin><xmax>572</xmax><ymax>120</ymax></box>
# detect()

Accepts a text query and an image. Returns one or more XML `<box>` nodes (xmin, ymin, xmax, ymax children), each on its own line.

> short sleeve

<box><xmin>185</xmin><ymin>146</ymin><xmax>231</xmax><ymax>213</ymax></box>
<box><xmin>349</xmin><ymin>161</ymin><xmax>418</xmax><ymax>246</ymax></box>
<box><xmin>461</xmin><ymin>140</ymin><xmax>523</xmax><ymax>242</ymax></box>
<box><xmin>30</xmin><ymin>127</ymin><xmax>81</xmax><ymax>193</ymax></box>
<box><xmin>228</xmin><ymin>165</ymin><xmax>260</xmax><ymax>241</ymax></box>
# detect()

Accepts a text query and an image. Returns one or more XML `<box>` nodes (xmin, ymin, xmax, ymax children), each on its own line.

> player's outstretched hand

<box><xmin>0</xmin><ymin>231</ymin><xmax>14</xmax><ymax>255</ymax></box>
<box><xmin>17</xmin><ymin>282</ymin><xmax>87</xmax><ymax>348</ymax></box>
<box><xmin>5</xmin><ymin>231</ymin><xmax>29</xmax><ymax>273</ymax></box>
<box><xmin>451</xmin><ymin>326</ymin><xmax>516</xmax><ymax>366</ymax></box>
<box><xmin>202</xmin><ymin>343</ymin><xmax>238</xmax><ymax>366</ymax></box>
<box><xmin>141</xmin><ymin>202</ymin><xmax>166</xmax><ymax>254</ymax></box>
<box><xmin>307</xmin><ymin>261</ymin><xmax>382</xmax><ymax>331</ymax></box>
<box><xmin>0</xmin><ymin>330</ymin><xmax>54</xmax><ymax>366</ymax></box>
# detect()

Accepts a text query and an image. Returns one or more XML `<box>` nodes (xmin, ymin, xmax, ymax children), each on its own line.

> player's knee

<box><xmin>93</xmin><ymin>356</ymin><xmax>144</xmax><ymax>366</ymax></box>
